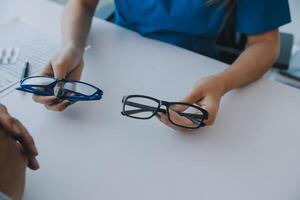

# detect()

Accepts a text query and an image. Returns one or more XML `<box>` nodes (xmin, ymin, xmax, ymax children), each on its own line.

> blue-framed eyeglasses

<box><xmin>16</xmin><ymin>76</ymin><xmax>103</xmax><ymax>101</ymax></box>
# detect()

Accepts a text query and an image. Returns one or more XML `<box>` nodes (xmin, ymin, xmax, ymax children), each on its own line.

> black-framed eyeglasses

<box><xmin>16</xmin><ymin>76</ymin><xmax>103</xmax><ymax>101</ymax></box>
<box><xmin>121</xmin><ymin>95</ymin><xmax>209</xmax><ymax>129</ymax></box>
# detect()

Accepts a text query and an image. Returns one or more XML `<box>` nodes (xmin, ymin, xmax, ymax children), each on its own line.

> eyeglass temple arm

<box><xmin>122</xmin><ymin>101</ymin><xmax>166</xmax><ymax>115</ymax></box>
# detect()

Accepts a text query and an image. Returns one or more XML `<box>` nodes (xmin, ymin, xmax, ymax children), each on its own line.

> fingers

<box><xmin>47</xmin><ymin>62</ymin><xmax>82</xmax><ymax>104</ymax></box>
<box><xmin>15</xmin><ymin>142</ymin><xmax>29</xmax><ymax>166</ymax></box>
<box><xmin>14</xmin><ymin>119</ymin><xmax>38</xmax><ymax>156</ymax></box>
<box><xmin>0</xmin><ymin>115</ymin><xmax>38</xmax><ymax>156</ymax></box>
<box><xmin>181</xmin><ymin>89</ymin><xmax>204</xmax><ymax>105</ymax></box>
<box><xmin>45</xmin><ymin>100</ymin><xmax>74</xmax><ymax>112</ymax></box>
<box><xmin>41</xmin><ymin>61</ymin><xmax>54</xmax><ymax>77</ymax></box>
<box><xmin>27</xmin><ymin>156</ymin><xmax>40</xmax><ymax>170</ymax></box>
<box><xmin>52</xmin><ymin>59</ymin><xmax>83</xmax><ymax>98</ymax></box>
<box><xmin>0</xmin><ymin>103</ymin><xmax>8</xmax><ymax>114</ymax></box>
<box><xmin>32</xmin><ymin>54</ymin><xmax>82</xmax><ymax>112</ymax></box>
<box><xmin>52</xmin><ymin>61</ymin><xmax>68</xmax><ymax>80</ymax></box>
<box><xmin>32</xmin><ymin>94</ymin><xmax>73</xmax><ymax>112</ymax></box>
<box><xmin>15</xmin><ymin>141</ymin><xmax>39</xmax><ymax>170</ymax></box>
<box><xmin>65</xmin><ymin>62</ymin><xmax>83</xmax><ymax>81</ymax></box>
<box><xmin>168</xmin><ymin>109</ymin><xmax>195</xmax><ymax>127</ymax></box>
<box><xmin>15</xmin><ymin>142</ymin><xmax>39</xmax><ymax>170</ymax></box>
<box><xmin>157</xmin><ymin>113</ymin><xmax>190</xmax><ymax>132</ymax></box>
<box><xmin>31</xmin><ymin>83</ymin><xmax>74</xmax><ymax>112</ymax></box>
<box><xmin>170</xmin><ymin>104</ymin><xmax>188</xmax><ymax>112</ymax></box>
<box><xmin>180</xmin><ymin>78</ymin><xmax>223</xmax><ymax>126</ymax></box>
<box><xmin>32</xmin><ymin>95</ymin><xmax>58</xmax><ymax>105</ymax></box>
<box><xmin>0</xmin><ymin>114</ymin><xmax>40</xmax><ymax>170</ymax></box>
<box><xmin>197</xmin><ymin>96</ymin><xmax>219</xmax><ymax>126</ymax></box>
<box><xmin>43</xmin><ymin>61</ymin><xmax>67</xmax><ymax>98</ymax></box>
<box><xmin>54</xmin><ymin>82</ymin><xmax>64</xmax><ymax>97</ymax></box>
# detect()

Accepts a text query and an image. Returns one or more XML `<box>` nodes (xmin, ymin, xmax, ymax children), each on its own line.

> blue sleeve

<box><xmin>236</xmin><ymin>0</ymin><xmax>291</xmax><ymax>35</ymax></box>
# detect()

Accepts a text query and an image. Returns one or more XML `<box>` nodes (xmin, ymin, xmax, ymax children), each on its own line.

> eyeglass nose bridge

<box><xmin>56</xmin><ymin>78</ymin><xmax>66</xmax><ymax>82</ymax></box>
<box><xmin>55</xmin><ymin>79</ymin><xmax>67</xmax><ymax>87</ymax></box>
<box><xmin>156</xmin><ymin>100</ymin><xmax>169</xmax><ymax>114</ymax></box>
<box><xmin>159</xmin><ymin>100</ymin><xmax>171</xmax><ymax>107</ymax></box>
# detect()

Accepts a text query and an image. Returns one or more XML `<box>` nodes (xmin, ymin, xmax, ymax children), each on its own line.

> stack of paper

<box><xmin>0</xmin><ymin>19</ymin><xmax>60</xmax><ymax>93</ymax></box>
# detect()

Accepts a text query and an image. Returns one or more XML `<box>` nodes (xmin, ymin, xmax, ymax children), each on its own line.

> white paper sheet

<box><xmin>0</xmin><ymin>18</ymin><xmax>59</xmax><ymax>93</ymax></box>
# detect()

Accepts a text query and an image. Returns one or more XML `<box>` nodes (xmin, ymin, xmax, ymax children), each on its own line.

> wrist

<box><xmin>209</xmin><ymin>73</ymin><xmax>230</xmax><ymax>96</ymax></box>
<box><xmin>61</xmin><ymin>44</ymin><xmax>84</xmax><ymax>56</ymax></box>
<box><xmin>213</xmin><ymin>70</ymin><xmax>236</xmax><ymax>95</ymax></box>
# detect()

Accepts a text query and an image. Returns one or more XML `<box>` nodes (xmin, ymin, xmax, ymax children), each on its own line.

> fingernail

<box><xmin>34</xmin><ymin>146</ymin><xmax>39</xmax><ymax>156</ymax></box>
<box><xmin>31</xmin><ymin>157</ymin><xmax>40</xmax><ymax>170</ymax></box>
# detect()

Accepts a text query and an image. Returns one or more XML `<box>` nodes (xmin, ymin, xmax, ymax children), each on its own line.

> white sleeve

<box><xmin>0</xmin><ymin>192</ymin><xmax>11</xmax><ymax>200</ymax></box>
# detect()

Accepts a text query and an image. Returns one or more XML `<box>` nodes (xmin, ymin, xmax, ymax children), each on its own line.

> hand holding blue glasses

<box><xmin>16</xmin><ymin>76</ymin><xmax>103</xmax><ymax>110</ymax></box>
<box><xmin>25</xmin><ymin>46</ymin><xmax>87</xmax><ymax>111</ymax></box>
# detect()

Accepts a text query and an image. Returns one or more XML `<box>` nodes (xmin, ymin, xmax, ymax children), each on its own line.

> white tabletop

<box><xmin>1</xmin><ymin>0</ymin><xmax>300</xmax><ymax>199</ymax></box>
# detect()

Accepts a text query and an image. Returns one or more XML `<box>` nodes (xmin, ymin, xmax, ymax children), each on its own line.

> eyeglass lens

<box><xmin>22</xmin><ymin>77</ymin><xmax>98</xmax><ymax>97</ymax></box>
<box><xmin>22</xmin><ymin>76</ymin><xmax>56</xmax><ymax>94</ymax></box>
<box><xmin>22</xmin><ymin>76</ymin><xmax>55</xmax><ymax>85</ymax></box>
<box><xmin>168</xmin><ymin>104</ymin><xmax>204</xmax><ymax>128</ymax></box>
<box><xmin>124</xmin><ymin>96</ymin><xmax>159</xmax><ymax>119</ymax></box>
<box><xmin>63</xmin><ymin>82</ymin><xmax>97</xmax><ymax>96</ymax></box>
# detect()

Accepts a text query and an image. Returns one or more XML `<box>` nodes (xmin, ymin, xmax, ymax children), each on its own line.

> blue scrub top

<box><xmin>115</xmin><ymin>0</ymin><xmax>291</xmax><ymax>57</ymax></box>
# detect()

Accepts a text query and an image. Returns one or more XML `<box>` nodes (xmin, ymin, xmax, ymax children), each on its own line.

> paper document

<box><xmin>0</xmin><ymin>19</ymin><xmax>59</xmax><ymax>93</ymax></box>
<box><xmin>0</xmin><ymin>47</ymin><xmax>21</xmax><ymax>64</ymax></box>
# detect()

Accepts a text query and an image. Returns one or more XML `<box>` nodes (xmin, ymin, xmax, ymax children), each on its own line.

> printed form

<box><xmin>0</xmin><ymin>19</ymin><xmax>59</xmax><ymax>93</ymax></box>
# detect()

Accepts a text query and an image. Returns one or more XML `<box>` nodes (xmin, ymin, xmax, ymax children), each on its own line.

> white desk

<box><xmin>1</xmin><ymin>0</ymin><xmax>300</xmax><ymax>199</ymax></box>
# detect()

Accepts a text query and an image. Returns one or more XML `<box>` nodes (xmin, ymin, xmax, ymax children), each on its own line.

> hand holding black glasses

<box><xmin>121</xmin><ymin>95</ymin><xmax>209</xmax><ymax>130</ymax></box>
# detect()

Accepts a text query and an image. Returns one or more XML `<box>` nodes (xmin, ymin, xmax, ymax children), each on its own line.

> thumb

<box><xmin>53</xmin><ymin>63</ymin><xmax>68</xmax><ymax>80</ymax></box>
<box><xmin>52</xmin><ymin>64</ymin><xmax>68</xmax><ymax>97</ymax></box>
<box><xmin>197</xmin><ymin>96</ymin><xmax>219</xmax><ymax>126</ymax></box>
<box><xmin>181</xmin><ymin>89</ymin><xmax>204</xmax><ymax>104</ymax></box>
<box><xmin>172</xmin><ymin>90</ymin><xmax>205</xmax><ymax>113</ymax></box>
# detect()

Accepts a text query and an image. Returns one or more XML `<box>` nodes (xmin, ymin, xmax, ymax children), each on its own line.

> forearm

<box><xmin>61</xmin><ymin>0</ymin><xmax>98</xmax><ymax>53</ymax></box>
<box><xmin>217</xmin><ymin>36</ymin><xmax>279</xmax><ymax>94</ymax></box>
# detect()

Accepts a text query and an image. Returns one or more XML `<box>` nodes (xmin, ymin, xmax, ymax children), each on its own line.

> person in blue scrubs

<box><xmin>34</xmin><ymin>0</ymin><xmax>291</xmax><ymax>131</ymax></box>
